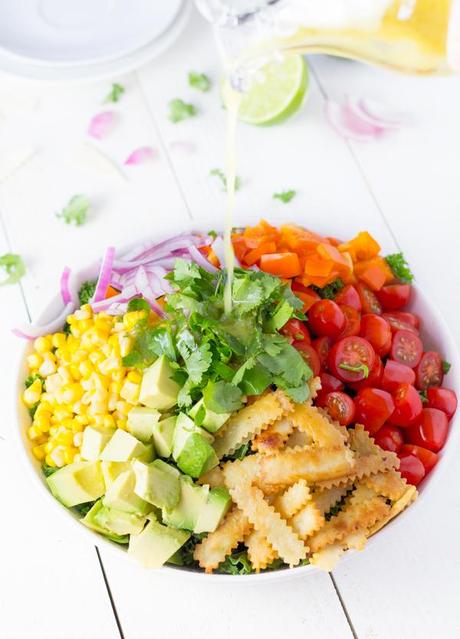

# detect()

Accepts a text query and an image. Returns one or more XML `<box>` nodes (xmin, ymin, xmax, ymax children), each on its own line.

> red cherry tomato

<box><xmin>348</xmin><ymin>356</ymin><xmax>383</xmax><ymax>391</ymax></box>
<box><xmin>426</xmin><ymin>387</ymin><xmax>457</xmax><ymax>420</ymax></box>
<box><xmin>320</xmin><ymin>391</ymin><xmax>356</xmax><ymax>426</ymax></box>
<box><xmin>308</xmin><ymin>300</ymin><xmax>346</xmax><ymax>339</ymax></box>
<box><xmin>291</xmin><ymin>283</ymin><xmax>321</xmax><ymax>312</ymax></box>
<box><xmin>312</xmin><ymin>336</ymin><xmax>332</xmax><ymax>368</ymax></box>
<box><xmin>339</xmin><ymin>304</ymin><xmax>361</xmax><ymax>337</ymax></box>
<box><xmin>292</xmin><ymin>341</ymin><xmax>321</xmax><ymax>376</ymax></box>
<box><xmin>382</xmin><ymin>312</ymin><xmax>419</xmax><ymax>335</ymax></box>
<box><xmin>280</xmin><ymin>318</ymin><xmax>311</xmax><ymax>344</ymax></box>
<box><xmin>360</xmin><ymin>313</ymin><xmax>392</xmax><ymax>357</ymax></box>
<box><xmin>388</xmin><ymin>383</ymin><xmax>423</xmax><ymax>427</ymax></box>
<box><xmin>381</xmin><ymin>360</ymin><xmax>416</xmax><ymax>393</ymax></box>
<box><xmin>356</xmin><ymin>283</ymin><xmax>382</xmax><ymax>315</ymax></box>
<box><xmin>398</xmin><ymin>452</ymin><xmax>426</xmax><ymax>486</ymax></box>
<box><xmin>405</xmin><ymin>407</ymin><xmax>449</xmax><ymax>453</ymax></box>
<box><xmin>376</xmin><ymin>284</ymin><xmax>412</xmax><ymax>311</ymax></box>
<box><xmin>391</xmin><ymin>330</ymin><xmax>423</xmax><ymax>368</ymax></box>
<box><xmin>328</xmin><ymin>336</ymin><xmax>376</xmax><ymax>383</ymax></box>
<box><xmin>374</xmin><ymin>424</ymin><xmax>404</xmax><ymax>453</ymax></box>
<box><xmin>319</xmin><ymin>372</ymin><xmax>344</xmax><ymax>394</ymax></box>
<box><xmin>399</xmin><ymin>444</ymin><xmax>438</xmax><ymax>473</ymax></box>
<box><xmin>415</xmin><ymin>351</ymin><xmax>443</xmax><ymax>390</ymax></box>
<box><xmin>335</xmin><ymin>284</ymin><xmax>362</xmax><ymax>311</ymax></box>
<box><xmin>354</xmin><ymin>388</ymin><xmax>395</xmax><ymax>434</ymax></box>
<box><xmin>388</xmin><ymin>311</ymin><xmax>420</xmax><ymax>329</ymax></box>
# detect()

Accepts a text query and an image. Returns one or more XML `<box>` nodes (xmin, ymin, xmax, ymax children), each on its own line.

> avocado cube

<box><xmin>81</xmin><ymin>500</ymin><xmax>129</xmax><ymax>544</ymax></box>
<box><xmin>189</xmin><ymin>398</ymin><xmax>231</xmax><ymax>433</ymax></box>
<box><xmin>103</xmin><ymin>470</ymin><xmax>151</xmax><ymax>515</ymax></box>
<box><xmin>127</xmin><ymin>407</ymin><xmax>161</xmax><ymax>443</ymax></box>
<box><xmin>152</xmin><ymin>416</ymin><xmax>176</xmax><ymax>458</ymax></box>
<box><xmin>81</xmin><ymin>426</ymin><xmax>115</xmax><ymax>461</ymax></box>
<box><xmin>139</xmin><ymin>355</ymin><xmax>180</xmax><ymax>410</ymax></box>
<box><xmin>47</xmin><ymin>461</ymin><xmax>105</xmax><ymax>508</ymax></box>
<box><xmin>100</xmin><ymin>429</ymin><xmax>155</xmax><ymax>463</ymax></box>
<box><xmin>132</xmin><ymin>459</ymin><xmax>180</xmax><ymax>510</ymax></box>
<box><xmin>162</xmin><ymin>477</ymin><xmax>209</xmax><ymax>531</ymax></box>
<box><xmin>194</xmin><ymin>487</ymin><xmax>232</xmax><ymax>534</ymax></box>
<box><xmin>176</xmin><ymin>433</ymin><xmax>217</xmax><ymax>478</ymax></box>
<box><xmin>172</xmin><ymin>413</ymin><xmax>213</xmax><ymax>459</ymax></box>
<box><xmin>93</xmin><ymin>503</ymin><xmax>146</xmax><ymax>536</ymax></box>
<box><xmin>101</xmin><ymin>461</ymin><xmax>131</xmax><ymax>487</ymax></box>
<box><xmin>128</xmin><ymin>518</ymin><xmax>190</xmax><ymax>568</ymax></box>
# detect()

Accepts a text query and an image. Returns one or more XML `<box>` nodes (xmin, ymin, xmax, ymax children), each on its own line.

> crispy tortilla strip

<box><xmin>229</xmin><ymin>482</ymin><xmax>308</xmax><ymax>567</ymax></box>
<box><xmin>273</xmin><ymin>480</ymin><xmax>311</xmax><ymax>519</ymax></box>
<box><xmin>364</xmin><ymin>470</ymin><xmax>408</xmax><ymax>501</ymax></box>
<box><xmin>310</xmin><ymin>531</ymin><xmax>367</xmax><ymax>571</ymax></box>
<box><xmin>214</xmin><ymin>391</ymin><xmax>293</xmax><ymax>459</ymax></box>
<box><xmin>252</xmin><ymin>417</ymin><xmax>294</xmax><ymax>454</ymax></box>
<box><xmin>193</xmin><ymin>507</ymin><xmax>250</xmax><ymax>573</ymax></box>
<box><xmin>308</xmin><ymin>483</ymin><xmax>391</xmax><ymax>553</ymax></box>
<box><xmin>223</xmin><ymin>456</ymin><xmax>260</xmax><ymax>487</ymax></box>
<box><xmin>286</xmin><ymin>428</ymin><xmax>311</xmax><ymax>449</ymax></box>
<box><xmin>368</xmin><ymin>485</ymin><xmax>418</xmax><ymax>536</ymax></box>
<box><xmin>312</xmin><ymin>484</ymin><xmax>352</xmax><ymax>516</ymax></box>
<box><xmin>198</xmin><ymin>466</ymin><xmax>225</xmax><ymax>488</ymax></box>
<box><xmin>290</xmin><ymin>404</ymin><xmax>347</xmax><ymax>449</ymax></box>
<box><xmin>309</xmin><ymin>376</ymin><xmax>322</xmax><ymax>400</ymax></box>
<box><xmin>290</xmin><ymin>502</ymin><xmax>325</xmax><ymax>539</ymax></box>
<box><xmin>245</xmin><ymin>529</ymin><xmax>277</xmax><ymax>572</ymax></box>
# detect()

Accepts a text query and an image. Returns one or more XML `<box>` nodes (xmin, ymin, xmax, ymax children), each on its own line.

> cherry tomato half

<box><xmin>360</xmin><ymin>313</ymin><xmax>392</xmax><ymax>357</ymax></box>
<box><xmin>293</xmin><ymin>341</ymin><xmax>321</xmax><ymax>377</ymax></box>
<box><xmin>381</xmin><ymin>360</ymin><xmax>416</xmax><ymax>393</ymax></box>
<box><xmin>339</xmin><ymin>304</ymin><xmax>361</xmax><ymax>337</ymax></box>
<box><xmin>391</xmin><ymin>330</ymin><xmax>423</xmax><ymax>368</ymax></box>
<box><xmin>319</xmin><ymin>372</ymin><xmax>344</xmax><ymax>394</ymax></box>
<box><xmin>376</xmin><ymin>284</ymin><xmax>411</xmax><ymax>311</ymax></box>
<box><xmin>308</xmin><ymin>300</ymin><xmax>346</xmax><ymax>339</ymax></box>
<box><xmin>374</xmin><ymin>424</ymin><xmax>404</xmax><ymax>453</ymax></box>
<box><xmin>320</xmin><ymin>391</ymin><xmax>356</xmax><ymax>426</ymax></box>
<box><xmin>354</xmin><ymin>387</ymin><xmax>395</xmax><ymax>434</ymax></box>
<box><xmin>415</xmin><ymin>351</ymin><xmax>443</xmax><ymax>390</ymax></box>
<box><xmin>406</xmin><ymin>407</ymin><xmax>449</xmax><ymax>453</ymax></box>
<box><xmin>312</xmin><ymin>336</ymin><xmax>332</xmax><ymax>368</ymax></box>
<box><xmin>382</xmin><ymin>312</ymin><xmax>419</xmax><ymax>335</ymax></box>
<box><xmin>335</xmin><ymin>284</ymin><xmax>362</xmax><ymax>311</ymax></box>
<box><xmin>426</xmin><ymin>387</ymin><xmax>458</xmax><ymax>420</ymax></box>
<box><xmin>399</xmin><ymin>444</ymin><xmax>438</xmax><ymax>473</ymax></box>
<box><xmin>388</xmin><ymin>383</ymin><xmax>423</xmax><ymax>427</ymax></box>
<box><xmin>356</xmin><ymin>283</ymin><xmax>382</xmax><ymax>315</ymax></box>
<box><xmin>388</xmin><ymin>311</ymin><xmax>420</xmax><ymax>329</ymax></box>
<box><xmin>398</xmin><ymin>452</ymin><xmax>426</xmax><ymax>486</ymax></box>
<box><xmin>281</xmin><ymin>318</ymin><xmax>311</xmax><ymax>344</ymax></box>
<box><xmin>328</xmin><ymin>336</ymin><xmax>376</xmax><ymax>383</ymax></box>
<box><xmin>348</xmin><ymin>356</ymin><xmax>383</xmax><ymax>391</ymax></box>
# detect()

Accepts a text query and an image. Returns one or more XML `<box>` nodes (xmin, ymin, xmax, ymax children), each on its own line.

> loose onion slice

<box><xmin>124</xmin><ymin>146</ymin><xmax>156</xmax><ymax>166</ymax></box>
<box><xmin>87</xmin><ymin>111</ymin><xmax>116</xmax><ymax>139</ymax></box>
<box><xmin>325</xmin><ymin>99</ymin><xmax>384</xmax><ymax>141</ymax></box>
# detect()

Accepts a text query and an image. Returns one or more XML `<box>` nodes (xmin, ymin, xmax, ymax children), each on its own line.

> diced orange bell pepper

<box><xmin>339</xmin><ymin>231</ymin><xmax>381</xmax><ymax>262</ymax></box>
<box><xmin>259</xmin><ymin>252</ymin><xmax>301</xmax><ymax>278</ymax></box>
<box><xmin>357</xmin><ymin>265</ymin><xmax>387</xmax><ymax>291</ymax></box>
<box><xmin>280</xmin><ymin>225</ymin><xmax>325</xmax><ymax>252</ymax></box>
<box><xmin>243</xmin><ymin>241</ymin><xmax>277</xmax><ymax>266</ymax></box>
<box><xmin>232</xmin><ymin>234</ymin><xmax>249</xmax><ymax>262</ymax></box>
<box><xmin>243</xmin><ymin>219</ymin><xmax>280</xmax><ymax>242</ymax></box>
<box><xmin>304</xmin><ymin>254</ymin><xmax>334</xmax><ymax>277</ymax></box>
<box><xmin>317</xmin><ymin>243</ymin><xmax>352</xmax><ymax>275</ymax></box>
<box><xmin>354</xmin><ymin>256</ymin><xmax>394</xmax><ymax>285</ymax></box>
<box><xmin>105</xmin><ymin>285</ymin><xmax>120</xmax><ymax>299</ymax></box>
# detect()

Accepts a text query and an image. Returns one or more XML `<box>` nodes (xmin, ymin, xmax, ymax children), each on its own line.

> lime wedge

<box><xmin>232</xmin><ymin>55</ymin><xmax>309</xmax><ymax>126</ymax></box>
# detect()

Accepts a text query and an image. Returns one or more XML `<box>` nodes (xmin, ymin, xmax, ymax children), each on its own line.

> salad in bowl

<box><xmin>16</xmin><ymin>220</ymin><xmax>457</xmax><ymax>576</ymax></box>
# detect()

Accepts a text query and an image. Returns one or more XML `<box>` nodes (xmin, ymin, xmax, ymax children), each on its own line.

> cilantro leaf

<box><xmin>104</xmin><ymin>83</ymin><xmax>125</xmax><ymax>103</ymax></box>
<box><xmin>385</xmin><ymin>252</ymin><xmax>414</xmax><ymax>284</ymax></box>
<box><xmin>186</xmin><ymin>343</ymin><xmax>213</xmax><ymax>384</ymax></box>
<box><xmin>264</xmin><ymin>299</ymin><xmax>295</xmax><ymax>332</ymax></box>
<box><xmin>217</xmin><ymin>551</ymin><xmax>253</xmax><ymax>575</ymax></box>
<box><xmin>338</xmin><ymin>362</ymin><xmax>369</xmax><ymax>378</ymax></box>
<box><xmin>122</xmin><ymin>325</ymin><xmax>176</xmax><ymax>368</ymax></box>
<box><xmin>56</xmin><ymin>194</ymin><xmax>90</xmax><ymax>227</ymax></box>
<box><xmin>442</xmin><ymin>360</ymin><xmax>451</xmax><ymax>374</ymax></box>
<box><xmin>78</xmin><ymin>280</ymin><xmax>97</xmax><ymax>306</ymax></box>
<box><xmin>173</xmin><ymin>259</ymin><xmax>201</xmax><ymax>282</ymax></box>
<box><xmin>419</xmin><ymin>390</ymin><xmax>428</xmax><ymax>404</ymax></box>
<box><xmin>0</xmin><ymin>253</ymin><xmax>26</xmax><ymax>286</ymax></box>
<box><xmin>312</xmin><ymin>278</ymin><xmax>344</xmax><ymax>300</ymax></box>
<box><xmin>203</xmin><ymin>380</ymin><xmax>243</xmax><ymax>414</ymax></box>
<box><xmin>273</xmin><ymin>189</ymin><xmax>296</xmax><ymax>204</ymax></box>
<box><xmin>169</xmin><ymin>99</ymin><xmax>197</xmax><ymax>123</ymax></box>
<box><xmin>210</xmin><ymin>168</ymin><xmax>242</xmax><ymax>191</ymax></box>
<box><xmin>188</xmin><ymin>71</ymin><xmax>211</xmax><ymax>92</ymax></box>
<box><xmin>41</xmin><ymin>463</ymin><xmax>58</xmax><ymax>478</ymax></box>
<box><xmin>127</xmin><ymin>298</ymin><xmax>151</xmax><ymax>313</ymax></box>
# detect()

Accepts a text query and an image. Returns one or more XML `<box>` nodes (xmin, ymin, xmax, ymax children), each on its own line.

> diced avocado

<box><xmin>93</xmin><ymin>504</ymin><xmax>146</xmax><ymax>536</ymax></box>
<box><xmin>103</xmin><ymin>470</ymin><xmax>151</xmax><ymax>515</ymax></box>
<box><xmin>128</xmin><ymin>518</ymin><xmax>190</xmax><ymax>568</ymax></box>
<box><xmin>100</xmin><ymin>429</ymin><xmax>155</xmax><ymax>463</ymax></box>
<box><xmin>152</xmin><ymin>416</ymin><xmax>176</xmax><ymax>458</ymax></box>
<box><xmin>127</xmin><ymin>407</ymin><xmax>161</xmax><ymax>443</ymax></box>
<box><xmin>101</xmin><ymin>461</ymin><xmax>131</xmax><ymax>487</ymax></box>
<box><xmin>139</xmin><ymin>355</ymin><xmax>180</xmax><ymax>410</ymax></box>
<box><xmin>189</xmin><ymin>398</ymin><xmax>231</xmax><ymax>433</ymax></box>
<box><xmin>80</xmin><ymin>426</ymin><xmax>115</xmax><ymax>461</ymax></box>
<box><xmin>47</xmin><ymin>461</ymin><xmax>105</xmax><ymax>507</ymax></box>
<box><xmin>81</xmin><ymin>500</ymin><xmax>129</xmax><ymax>543</ymax></box>
<box><xmin>132</xmin><ymin>459</ymin><xmax>180</xmax><ymax>510</ymax></box>
<box><xmin>194</xmin><ymin>487</ymin><xmax>232</xmax><ymax>534</ymax></box>
<box><xmin>176</xmin><ymin>432</ymin><xmax>218</xmax><ymax>478</ymax></box>
<box><xmin>172</xmin><ymin>412</ymin><xmax>213</xmax><ymax>458</ymax></box>
<box><xmin>162</xmin><ymin>476</ymin><xmax>209</xmax><ymax>531</ymax></box>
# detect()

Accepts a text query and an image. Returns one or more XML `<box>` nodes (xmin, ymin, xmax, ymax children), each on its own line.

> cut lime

<box><xmin>231</xmin><ymin>55</ymin><xmax>309</xmax><ymax>126</ymax></box>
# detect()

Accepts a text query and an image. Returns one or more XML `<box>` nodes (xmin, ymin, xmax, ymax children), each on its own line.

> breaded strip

<box><xmin>368</xmin><ymin>485</ymin><xmax>418</xmax><ymax>536</ymax></box>
<box><xmin>198</xmin><ymin>466</ymin><xmax>225</xmax><ymax>488</ymax></box>
<box><xmin>364</xmin><ymin>470</ymin><xmax>408</xmax><ymax>501</ymax></box>
<box><xmin>312</xmin><ymin>484</ymin><xmax>352</xmax><ymax>516</ymax></box>
<box><xmin>290</xmin><ymin>502</ymin><xmax>325</xmax><ymax>539</ymax></box>
<box><xmin>252</xmin><ymin>417</ymin><xmax>294</xmax><ymax>454</ymax></box>
<box><xmin>290</xmin><ymin>404</ymin><xmax>347</xmax><ymax>448</ymax></box>
<box><xmin>193</xmin><ymin>507</ymin><xmax>250</xmax><ymax>573</ymax></box>
<box><xmin>273</xmin><ymin>480</ymin><xmax>311</xmax><ymax>519</ymax></box>
<box><xmin>245</xmin><ymin>529</ymin><xmax>277</xmax><ymax>572</ymax></box>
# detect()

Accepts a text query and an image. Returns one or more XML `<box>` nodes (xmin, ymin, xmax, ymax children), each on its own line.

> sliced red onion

<box><xmin>60</xmin><ymin>267</ymin><xmax>73</xmax><ymax>305</ymax></box>
<box><xmin>347</xmin><ymin>96</ymin><xmax>409</xmax><ymax>128</ymax></box>
<box><xmin>133</xmin><ymin>266</ymin><xmax>166</xmax><ymax>317</ymax></box>
<box><xmin>114</xmin><ymin>234</ymin><xmax>210</xmax><ymax>269</ymax></box>
<box><xmin>124</xmin><ymin>146</ymin><xmax>156</xmax><ymax>166</ymax></box>
<box><xmin>92</xmin><ymin>246</ymin><xmax>116</xmax><ymax>303</ymax></box>
<box><xmin>325</xmin><ymin>99</ymin><xmax>385</xmax><ymax>141</ymax></box>
<box><xmin>188</xmin><ymin>245</ymin><xmax>219</xmax><ymax>273</ymax></box>
<box><xmin>13</xmin><ymin>302</ymin><xmax>74</xmax><ymax>340</ymax></box>
<box><xmin>87</xmin><ymin>111</ymin><xmax>117</xmax><ymax>140</ymax></box>
<box><xmin>91</xmin><ymin>284</ymin><xmax>138</xmax><ymax>313</ymax></box>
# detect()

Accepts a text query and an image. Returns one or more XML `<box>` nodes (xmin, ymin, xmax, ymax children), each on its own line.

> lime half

<box><xmin>233</xmin><ymin>55</ymin><xmax>309</xmax><ymax>126</ymax></box>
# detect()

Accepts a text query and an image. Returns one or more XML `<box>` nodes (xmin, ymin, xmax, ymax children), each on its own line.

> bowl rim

<box><xmin>11</xmin><ymin>229</ymin><xmax>460</xmax><ymax>583</ymax></box>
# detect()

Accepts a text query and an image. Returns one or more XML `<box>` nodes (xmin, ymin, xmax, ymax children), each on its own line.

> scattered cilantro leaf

<box><xmin>217</xmin><ymin>550</ymin><xmax>252</xmax><ymax>575</ymax></box>
<box><xmin>104</xmin><ymin>83</ymin><xmax>125</xmax><ymax>103</ymax></box>
<box><xmin>0</xmin><ymin>253</ymin><xmax>26</xmax><ymax>286</ymax></box>
<box><xmin>78</xmin><ymin>280</ymin><xmax>97</xmax><ymax>306</ymax></box>
<box><xmin>56</xmin><ymin>194</ymin><xmax>90</xmax><ymax>227</ymax></box>
<box><xmin>203</xmin><ymin>380</ymin><xmax>243</xmax><ymax>414</ymax></box>
<box><xmin>122</xmin><ymin>325</ymin><xmax>176</xmax><ymax>368</ymax></box>
<box><xmin>25</xmin><ymin>373</ymin><xmax>44</xmax><ymax>388</ymax></box>
<box><xmin>210</xmin><ymin>168</ymin><xmax>242</xmax><ymax>191</ymax></box>
<box><xmin>419</xmin><ymin>390</ymin><xmax>428</xmax><ymax>404</ymax></box>
<box><xmin>127</xmin><ymin>298</ymin><xmax>151</xmax><ymax>313</ymax></box>
<box><xmin>41</xmin><ymin>463</ymin><xmax>58</xmax><ymax>478</ymax></box>
<box><xmin>442</xmin><ymin>360</ymin><xmax>451</xmax><ymax>374</ymax></box>
<box><xmin>169</xmin><ymin>99</ymin><xmax>197</xmax><ymax>123</ymax></box>
<box><xmin>385</xmin><ymin>252</ymin><xmax>414</xmax><ymax>284</ymax></box>
<box><xmin>312</xmin><ymin>278</ymin><xmax>344</xmax><ymax>300</ymax></box>
<box><xmin>188</xmin><ymin>71</ymin><xmax>211</xmax><ymax>92</ymax></box>
<box><xmin>273</xmin><ymin>189</ymin><xmax>296</xmax><ymax>204</ymax></box>
<box><xmin>338</xmin><ymin>362</ymin><xmax>369</xmax><ymax>378</ymax></box>
<box><xmin>208</xmin><ymin>230</ymin><xmax>217</xmax><ymax>240</ymax></box>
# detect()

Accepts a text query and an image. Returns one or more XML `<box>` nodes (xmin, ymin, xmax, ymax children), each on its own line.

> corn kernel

<box><xmin>61</xmin><ymin>383</ymin><xmax>84</xmax><ymax>404</ymax></box>
<box><xmin>39</xmin><ymin>358</ymin><xmax>56</xmax><ymax>377</ymax></box>
<box><xmin>120</xmin><ymin>380</ymin><xmax>139</xmax><ymax>404</ymax></box>
<box><xmin>64</xmin><ymin>447</ymin><xmax>77</xmax><ymax>465</ymax></box>
<box><xmin>23</xmin><ymin>380</ymin><xmax>42</xmax><ymax>406</ymax></box>
<box><xmin>103</xmin><ymin>414</ymin><xmax>115</xmax><ymax>429</ymax></box>
<box><xmin>28</xmin><ymin>425</ymin><xmax>43</xmax><ymax>441</ymax></box>
<box><xmin>34</xmin><ymin>336</ymin><xmax>52</xmax><ymax>353</ymax></box>
<box><xmin>32</xmin><ymin>445</ymin><xmax>46</xmax><ymax>461</ymax></box>
<box><xmin>73</xmin><ymin>432</ymin><xmax>83</xmax><ymax>447</ymax></box>
<box><xmin>50</xmin><ymin>446</ymin><xmax>66</xmax><ymax>467</ymax></box>
<box><xmin>45</xmin><ymin>454</ymin><xmax>56</xmax><ymax>467</ymax></box>
<box><xmin>111</xmin><ymin>369</ymin><xmax>125</xmax><ymax>383</ymax></box>
<box><xmin>89</xmin><ymin>351</ymin><xmax>104</xmax><ymax>365</ymax></box>
<box><xmin>127</xmin><ymin>370</ymin><xmax>142</xmax><ymax>384</ymax></box>
<box><xmin>116</xmin><ymin>418</ymin><xmax>127</xmax><ymax>431</ymax></box>
<box><xmin>116</xmin><ymin>400</ymin><xmax>132</xmax><ymax>416</ymax></box>
<box><xmin>52</xmin><ymin>333</ymin><xmax>67</xmax><ymax>349</ymax></box>
<box><xmin>27</xmin><ymin>353</ymin><xmax>43</xmax><ymax>369</ymax></box>
<box><xmin>34</xmin><ymin>414</ymin><xmax>50</xmax><ymax>433</ymax></box>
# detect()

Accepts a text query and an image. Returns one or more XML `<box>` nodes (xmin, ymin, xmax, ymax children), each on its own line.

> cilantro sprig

<box><xmin>56</xmin><ymin>194</ymin><xmax>90</xmax><ymax>227</ymax></box>
<box><xmin>210</xmin><ymin>168</ymin><xmax>242</xmax><ymax>191</ymax></box>
<box><xmin>273</xmin><ymin>189</ymin><xmax>296</xmax><ymax>204</ymax></box>
<box><xmin>104</xmin><ymin>83</ymin><xmax>125</xmax><ymax>103</ymax></box>
<box><xmin>169</xmin><ymin>99</ymin><xmax>197</xmax><ymax>123</ymax></box>
<box><xmin>385</xmin><ymin>252</ymin><xmax>414</xmax><ymax>284</ymax></box>
<box><xmin>188</xmin><ymin>71</ymin><xmax>211</xmax><ymax>92</ymax></box>
<box><xmin>78</xmin><ymin>280</ymin><xmax>97</xmax><ymax>306</ymax></box>
<box><xmin>0</xmin><ymin>253</ymin><xmax>26</xmax><ymax>285</ymax></box>
<box><xmin>312</xmin><ymin>278</ymin><xmax>344</xmax><ymax>300</ymax></box>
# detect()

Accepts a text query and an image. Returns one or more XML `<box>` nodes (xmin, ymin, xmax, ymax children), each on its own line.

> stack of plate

<box><xmin>0</xmin><ymin>0</ymin><xmax>191</xmax><ymax>82</ymax></box>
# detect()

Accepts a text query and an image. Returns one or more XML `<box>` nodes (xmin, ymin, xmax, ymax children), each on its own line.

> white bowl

<box><xmin>12</xmin><ymin>238</ymin><xmax>460</xmax><ymax>582</ymax></box>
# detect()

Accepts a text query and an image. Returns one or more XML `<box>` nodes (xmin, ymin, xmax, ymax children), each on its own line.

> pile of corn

<box><xmin>23</xmin><ymin>305</ymin><xmax>147</xmax><ymax>468</ymax></box>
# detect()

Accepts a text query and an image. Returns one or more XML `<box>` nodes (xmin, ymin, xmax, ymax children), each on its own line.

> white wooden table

<box><xmin>1</xmin><ymin>8</ymin><xmax>460</xmax><ymax>639</ymax></box>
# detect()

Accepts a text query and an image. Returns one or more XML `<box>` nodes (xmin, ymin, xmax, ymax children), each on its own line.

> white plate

<box><xmin>0</xmin><ymin>0</ymin><xmax>191</xmax><ymax>83</ymax></box>
<box><xmin>12</xmin><ymin>226</ymin><xmax>460</xmax><ymax>582</ymax></box>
